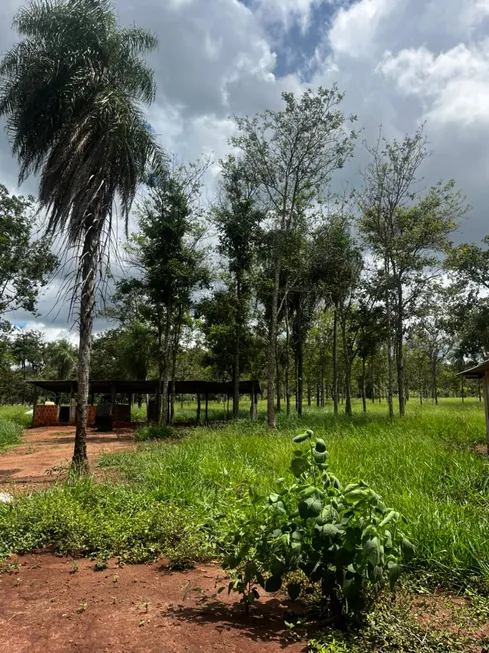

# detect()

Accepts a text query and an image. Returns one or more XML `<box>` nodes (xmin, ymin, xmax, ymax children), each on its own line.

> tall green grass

<box><xmin>0</xmin><ymin>405</ymin><xmax>30</xmax><ymax>450</ymax></box>
<box><xmin>1</xmin><ymin>398</ymin><xmax>488</xmax><ymax>588</ymax></box>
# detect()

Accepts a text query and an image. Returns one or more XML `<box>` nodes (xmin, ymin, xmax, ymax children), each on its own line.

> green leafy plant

<box><xmin>135</xmin><ymin>425</ymin><xmax>179</xmax><ymax>442</ymax></box>
<box><xmin>221</xmin><ymin>430</ymin><xmax>413</xmax><ymax>622</ymax></box>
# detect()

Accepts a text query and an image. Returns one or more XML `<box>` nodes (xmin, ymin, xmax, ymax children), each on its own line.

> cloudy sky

<box><xmin>2</xmin><ymin>0</ymin><xmax>489</xmax><ymax>342</ymax></box>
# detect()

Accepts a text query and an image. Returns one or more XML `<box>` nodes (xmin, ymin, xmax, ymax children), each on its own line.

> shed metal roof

<box><xmin>459</xmin><ymin>361</ymin><xmax>489</xmax><ymax>379</ymax></box>
<box><xmin>26</xmin><ymin>379</ymin><xmax>261</xmax><ymax>395</ymax></box>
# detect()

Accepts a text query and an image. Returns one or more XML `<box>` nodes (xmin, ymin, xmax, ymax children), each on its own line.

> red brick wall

<box><xmin>113</xmin><ymin>404</ymin><xmax>131</xmax><ymax>423</ymax></box>
<box><xmin>87</xmin><ymin>406</ymin><xmax>96</xmax><ymax>426</ymax></box>
<box><xmin>33</xmin><ymin>404</ymin><xmax>97</xmax><ymax>428</ymax></box>
<box><xmin>33</xmin><ymin>404</ymin><xmax>59</xmax><ymax>427</ymax></box>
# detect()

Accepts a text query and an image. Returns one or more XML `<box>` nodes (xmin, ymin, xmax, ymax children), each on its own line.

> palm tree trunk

<box><xmin>73</xmin><ymin>222</ymin><xmax>99</xmax><ymax>471</ymax></box>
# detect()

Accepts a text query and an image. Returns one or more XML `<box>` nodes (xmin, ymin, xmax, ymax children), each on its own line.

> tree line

<box><xmin>0</xmin><ymin>0</ymin><xmax>485</xmax><ymax>467</ymax></box>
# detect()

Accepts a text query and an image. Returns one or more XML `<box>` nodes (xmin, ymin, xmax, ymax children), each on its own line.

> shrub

<box><xmin>135</xmin><ymin>424</ymin><xmax>179</xmax><ymax>442</ymax></box>
<box><xmin>0</xmin><ymin>419</ymin><xmax>23</xmax><ymax>450</ymax></box>
<box><xmin>0</xmin><ymin>479</ymin><xmax>209</xmax><ymax>565</ymax></box>
<box><xmin>220</xmin><ymin>430</ymin><xmax>413</xmax><ymax>622</ymax></box>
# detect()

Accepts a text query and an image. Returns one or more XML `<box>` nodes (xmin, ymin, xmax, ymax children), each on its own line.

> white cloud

<box><xmin>377</xmin><ymin>41</ymin><xmax>489</xmax><ymax>126</ymax></box>
<box><xmin>329</xmin><ymin>0</ymin><xmax>394</xmax><ymax>59</ymax></box>
<box><xmin>251</xmin><ymin>0</ymin><xmax>321</xmax><ymax>32</ymax></box>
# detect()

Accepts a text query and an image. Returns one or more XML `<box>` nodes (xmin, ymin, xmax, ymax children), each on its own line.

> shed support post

<box><xmin>69</xmin><ymin>383</ymin><xmax>75</xmax><ymax>423</ymax></box>
<box><xmin>205</xmin><ymin>393</ymin><xmax>209</xmax><ymax>424</ymax></box>
<box><xmin>32</xmin><ymin>391</ymin><xmax>38</xmax><ymax>428</ymax></box>
<box><xmin>197</xmin><ymin>393</ymin><xmax>201</xmax><ymax>425</ymax></box>
<box><xmin>483</xmin><ymin>372</ymin><xmax>489</xmax><ymax>456</ymax></box>
<box><xmin>111</xmin><ymin>384</ymin><xmax>116</xmax><ymax>418</ymax></box>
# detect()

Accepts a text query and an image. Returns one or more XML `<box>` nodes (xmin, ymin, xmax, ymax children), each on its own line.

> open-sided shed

<box><xmin>26</xmin><ymin>379</ymin><xmax>261</xmax><ymax>428</ymax></box>
<box><xmin>459</xmin><ymin>361</ymin><xmax>489</xmax><ymax>454</ymax></box>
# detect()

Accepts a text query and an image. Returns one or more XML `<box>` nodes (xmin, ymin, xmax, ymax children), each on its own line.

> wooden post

<box><xmin>205</xmin><ymin>393</ymin><xmax>209</xmax><ymax>424</ymax></box>
<box><xmin>250</xmin><ymin>384</ymin><xmax>258</xmax><ymax>421</ymax></box>
<box><xmin>111</xmin><ymin>384</ymin><xmax>116</xmax><ymax>417</ymax></box>
<box><xmin>31</xmin><ymin>391</ymin><xmax>38</xmax><ymax>428</ymax></box>
<box><xmin>196</xmin><ymin>393</ymin><xmax>201</xmax><ymax>425</ymax></box>
<box><xmin>69</xmin><ymin>383</ymin><xmax>75</xmax><ymax>423</ymax></box>
<box><xmin>483</xmin><ymin>372</ymin><xmax>489</xmax><ymax>456</ymax></box>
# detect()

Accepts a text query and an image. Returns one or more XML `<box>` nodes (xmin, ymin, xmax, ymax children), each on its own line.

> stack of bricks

<box><xmin>33</xmin><ymin>404</ymin><xmax>60</xmax><ymax>427</ymax></box>
<box><xmin>87</xmin><ymin>406</ymin><xmax>96</xmax><ymax>426</ymax></box>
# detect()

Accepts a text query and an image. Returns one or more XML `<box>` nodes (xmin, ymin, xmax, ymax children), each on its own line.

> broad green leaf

<box><xmin>363</xmin><ymin>537</ymin><xmax>381</xmax><ymax>566</ymax></box>
<box><xmin>402</xmin><ymin>538</ymin><xmax>415</xmax><ymax>559</ymax></box>
<box><xmin>292</xmin><ymin>431</ymin><xmax>312</xmax><ymax>443</ymax></box>
<box><xmin>344</xmin><ymin>489</ymin><xmax>370</xmax><ymax>502</ymax></box>
<box><xmin>388</xmin><ymin>561</ymin><xmax>403</xmax><ymax>584</ymax></box>
<box><xmin>298</xmin><ymin>496</ymin><xmax>322</xmax><ymax>519</ymax></box>
<box><xmin>379</xmin><ymin>511</ymin><xmax>399</xmax><ymax>528</ymax></box>
<box><xmin>318</xmin><ymin>523</ymin><xmax>341</xmax><ymax>539</ymax></box>
<box><xmin>313</xmin><ymin>450</ymin><xmax>327</xmax><ymax>463</ymax></box>
<box><xmin>315</xmin><ymin>439</ymin><xmax>327</xmax><ymax>453</ymax></box>
<box><xmin>265</xmin><ymin>576</ymin><xmax>282</xmax><ymax>593</ymax></box>
<box><xmin>291</xmin><ymin>457</ymin><xmax>309</xmax><ymax>477</ymax></box>
<box><xmin>287</xmin><ymin>582</ymin><xmax>301</xmax><ymax>600</ymax></box>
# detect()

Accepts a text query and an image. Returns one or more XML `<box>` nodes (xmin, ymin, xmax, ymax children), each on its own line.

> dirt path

<box><xmin>0</xmin><ymin>426</ymin><xmax>135</xmax><ymax>490</ymax></box>
<box><xmin>0</xmin><ymin>554</ymin><xmax>305</xmax><ymax>653</ymax></box>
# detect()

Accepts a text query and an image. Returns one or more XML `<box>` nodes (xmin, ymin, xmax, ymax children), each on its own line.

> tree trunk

<box><xmin>296</xmin><ymin>300</ymin><xmax>304</xmax><ymax>417</ymax></box>
<box><xmin>333</xmin><ymin>301</ymin><xmax>339</xmax><ymax>416</ymax></box>
<box><xmin>361</xmin><ymin>357</ymin><xmax>367</xmax><ymax>413</ymax></box>
<box><xmin>267</xmin><ymin>257</ymin><xmax>281</xmax><ymax>428</ymax></box>
<box><xmin>384</xmin><ymin>258</ymin><xmax>394</xmax><ymax>418</ymax></box>
<box><xmin>344</xmin><ymin>360</ymin><xmax>352</xmax><ymax>417</ymax></box>
<box><xmin>341</xmin><ymin>310</ymin><xmax>353</xmax><ymax>417</ymax></box>
<box><xmin>232</xmin><ymin>279</ymin><xmax>241</xmax><ymax>419</ymax></box>
<box><xmin>395</xmin><ymin>278</ymin><xmax>405</xmax><ymax>417</ymax></box>
<box><xmin>431</xmin><ymin>353</ymin><xmax>438</xmax><ymax>405</ymax></box>
<box><xmin>276</xmin><ymin>352</ymin><xmax>281</xmax><ymax>413</ymax></box>
<box><xmin>285</xmin><ymin>300</ymin><xmax>290</xmax><ymax>417</ymax></box>
<box><xmin>461</xmin><ymin>376</ymin><xmax>465</xmax><ymax>404</ymax></box>
<box><xmin>157</xmin><ymin>307</ymin><xmax>172</xmax><ymax>426</ymax></box>
<box><xmin>170</xmin><ymin>344</ymin><xmax>177</xmax><ymax>425</ymax></box>
<box><xmin>73</xmin><ymin>221</ymin><xmax>100</xmax><ymax>470</ymax></box>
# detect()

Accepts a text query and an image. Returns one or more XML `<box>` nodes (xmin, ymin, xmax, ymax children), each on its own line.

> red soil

<box><xmin>0</xmin><ymin>554</ymin><xmax>306</xmax><ymax>653</ymax></box>
<box><xmin>0</xmin><ymin>426</ymin><xmax>135</xmax><ymax>490</ymax></box>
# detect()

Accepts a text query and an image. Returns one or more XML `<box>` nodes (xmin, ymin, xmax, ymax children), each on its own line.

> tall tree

<box><xmin>122</xmin><ymin>166</ymin><xmax>208</xmax><ymax>424</ymax></box>
<box><xmin>0</xmin><ymin>185</ymin><xmax>56</xmax><ymax>327</ymax></box>
<box><xmin>359</xmin><ymin>127</ymin><xmax>467</xmax><ymax>417</ymax></box>
<box><xmin>231</xmin><ymin>87</ymin><xmax>356</xmax><ymax>427</ymax></box>
<box><xmin>310</xmin><ymin>213</ymin><xmax>361</xmax><ymax>416</ymax></box>
<box><xmin>215</xmin><ymin>159</ymin><xmax>262</xmax><ymax>418</ymax></box>
<box><xmin>0</xmin><ymin>0</ymin><xmax>161</xmax><ymax>468</ymax></box>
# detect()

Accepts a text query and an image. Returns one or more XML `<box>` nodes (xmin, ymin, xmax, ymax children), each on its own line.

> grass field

<box><xmin>0</xmin><ymin>405</ymin><xmax>31</xmax><ymax>450</ymax></box>
<box><xmin>0</xmin><ymin>398</ymin><xmax>488</xmax><ymax>591</ymax></box>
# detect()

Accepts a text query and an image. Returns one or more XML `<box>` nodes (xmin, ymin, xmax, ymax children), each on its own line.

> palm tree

<box><xmin>0</xmin><ymin>0</ymin><xmax>162</xmax><ymax>469</ymax></box>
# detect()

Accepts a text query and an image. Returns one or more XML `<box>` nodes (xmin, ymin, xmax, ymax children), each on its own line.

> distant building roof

<box><xmin>26</xmin><ymin>379</ymin><xmax>261</xmax><ymax>395</ymax></box>
<box><xmin>459</xmin><ymin>361</ymin><xmax>489</xmax><ymax>379</ymax></box>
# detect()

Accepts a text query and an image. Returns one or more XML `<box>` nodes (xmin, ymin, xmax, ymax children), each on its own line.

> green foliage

<box><xmin>0</xmin><ymin>478</ymin><xmax>208</xmax><ymax>566</ymax></box>
<box><xmin>0</xmin><ymin>185</ymin><xmax>56</xmax><ymax>321</ymax></box>
<box><xmin>135</xmin><ymin>424</ymin><xmax>180</xmax><ymax>442</ymax></box>
<box><xmin>0</xmin><ymin>419</ymin><xmax>24</xmax><ymax>450</ymax></box>
<box><xmin>220</xmin><ymin>430</ymin><xmax>411</xmax><ymax>622</ymax></box>
<box><xmin>1</xmin><ymin>400</ymin><xmax>489</xmax><ymax>591</ymax></box>
<box><xmin>308</xmin><ymin>588</ymin><xmax>489</xmax><ymax>652</ymax></box>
